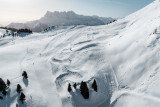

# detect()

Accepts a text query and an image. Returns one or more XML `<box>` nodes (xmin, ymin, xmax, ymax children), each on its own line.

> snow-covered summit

<box><xmin>7</xmin><ymin>11</ymin><xmax>114</xmax><ymax>32</ymax></box>
<box><xmin>44</xmin><ymin>11</ymin><xmax>76</xmax><ymax>18</ymax></box>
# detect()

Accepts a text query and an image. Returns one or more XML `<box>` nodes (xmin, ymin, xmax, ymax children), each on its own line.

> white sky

<box><xmin>0</xmin><ymin>0</ymin><xmax>58</xmax><ymax>25</ymax></box>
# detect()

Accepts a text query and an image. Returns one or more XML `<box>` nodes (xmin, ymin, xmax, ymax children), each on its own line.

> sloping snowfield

<box><xmin>0</xmin><ymin>29</ymin><xmax>6</xmax><ymax>36</ymax></box>
<box><xmin>1</xmin><ymin>0</ymin><xmax>160</xmax><ymax>107</ymax></box>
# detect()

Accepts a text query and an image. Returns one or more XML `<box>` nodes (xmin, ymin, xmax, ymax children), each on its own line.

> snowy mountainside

<box><xmin>0</xmin><ymin>28</ymin><xmax>13</xmax><ymax>37</ymax></box>
<box><xmin>0</xmin><ymin>29</ymin><xmax>6</xmax><ymax>35</ymax></box>
<box><xmin>0</xmin><ymin>25</ymin><xmax>119</xmax><ymax>107</ymax></box>
<box><xmin>1</xmin><ymin>0</ymin><xmax>160</xmax><ymax>107</ymax></box>
<box><xmin>7</xmin><ymin>11</ymin><xmax>114</xmax><ymax>32</ymax></box>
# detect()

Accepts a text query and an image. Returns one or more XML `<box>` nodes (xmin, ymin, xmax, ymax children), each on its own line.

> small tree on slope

<box><xmin>92</xmin><ymin>79</ymin><xmax>97</xmax><ymax>92</ymax></box>
<box><xmin>73</xmin><ymin>83</ymin><xmax>77</xmax><ymax>89</ymax></box>
<box><xmin>7</xmin><ymin>79</ymin><xmax>10</xmax><ymax>87</ymax></box>
<box><xmin>0</xmin><ymin>78</ymin><xmax>7</xmax><ymax>91</ymax></box>
<box><xmin>80</xmin><ymin>81</ymin><xmax>89</xmax><ymax>99</ymax></box>
<box><xmin>16</xmin><ymin>84</ymin><xmax>22</xmax><ymax>93</ymax></box>
<box><xmin>22</xmin><ymin>71</ymin><xmax>28</xmax><ymax>79</ymax></box>
<box><xmin>20</xmin><ymin>92</ymin><xmax>26</xmax><ymax>103</ymax></box>
<box><xmin>68</xmin><ymin>83</ymin><xmax>72</xmax><ymax>92</ymax></box>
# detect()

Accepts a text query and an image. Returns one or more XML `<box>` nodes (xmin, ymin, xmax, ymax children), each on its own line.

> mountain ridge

<box><xmin>7</xmin><ymin>11</ymin><xmax>114</xmax><ymax>32</ymax></box>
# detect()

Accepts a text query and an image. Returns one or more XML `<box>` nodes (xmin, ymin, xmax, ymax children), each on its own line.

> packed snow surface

<box><xmin>1</xmin><ymin>0</ymin><xmax>160</xmax><ymax>107</ymax></box>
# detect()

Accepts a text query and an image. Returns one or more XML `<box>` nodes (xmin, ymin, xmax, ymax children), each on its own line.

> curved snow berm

<box><xmin>7</xmin><ymin>11</ymin><xmax>114</xmax><ymax>32</ymax></box>
<box><xmin>1</xmin><ymin>0</ymin><xmax>160</xmax><ymax>107</ymax></box>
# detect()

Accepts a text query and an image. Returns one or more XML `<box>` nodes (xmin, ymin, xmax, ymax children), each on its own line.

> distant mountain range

<box><xmin>7</xmin><ymin>11</ymin><xmax>115</xmax><ymax>32</ymax></box>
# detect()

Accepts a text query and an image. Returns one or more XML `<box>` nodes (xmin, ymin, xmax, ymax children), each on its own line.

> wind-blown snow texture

<box><xmin>1</xmin><ymin>0</ymin><xmax>160</xmax><ymax>107</ymax></box>
<box><xmin>7</xmin><ymin>11</ymin><xmax>114</xmax><ymax>32</ymax></box>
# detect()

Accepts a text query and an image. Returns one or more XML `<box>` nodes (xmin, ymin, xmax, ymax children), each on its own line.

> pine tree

<box><xmin>73</xmin><ymin>83</ymin><xmax>77</xmax><ymax>89</ymax></box>
<box><xmin>2</xmin><ymin>90</ymin><xmax>7</xmax><ymax>96</ymax></box>
<box><xmin>22</xmin><ymin>71</ymin><xmax>28</xmax><ymax>79</ymax></box>
<box><xmin>0</xmin><ymin>78</ymin><xmax>7</xmax><ymax>91</ymax></box>
<box><xmin>20</xmin><ymin>92</ymin><xmax>26</xmax><ymax>104</ymax></box>
<box><xmin>68</xmin><ymin>83</ymin><xmax>72</xmax><ymax>92</ymax></box>
<box><xmin>92</xmin><ymin>79</ymin><xmax>97</xmax><ymax>92</ymax></box>
<box><xmin>16</xmin><ymin>84</ymin><xmax>22</xmax><ymax>93</ymax></box>
<box><xmin>80</xmin><ymin>81</ymin><xmax>89</xmax><ymax>99</ymax></box>
<box><xmin>7</xmin><ymin>79</ymin><xmax>10</xmax><ymax>87</ymax></box>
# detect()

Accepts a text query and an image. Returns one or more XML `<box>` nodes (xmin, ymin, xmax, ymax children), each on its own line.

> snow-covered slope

<box><xmin>1</xmin><ymin>0</ymin><xmax>160</xmax><ymax>107</ymax></box>
<box><xmin>0</xmin><ymin>29</ymin><xmax>6</xmax><ymax>36</ymax></box>
<box><xmin>7</xmin><ymin>11</ymin><xmax>114</xmax><ymax>32</ymax></box>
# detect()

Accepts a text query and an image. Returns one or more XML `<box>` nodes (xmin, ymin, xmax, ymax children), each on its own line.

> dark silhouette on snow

<box><xmin>68</xmin><ymin>83</ymin><xmax>72</xmax><ymax>92</ymax></box>
<box><xmin>2</xmin><ymin>90</ymin><xmax>7</xmax><ymax>96</ymax></box>
<box><xmin>80</xmin><ymin>81</ymin><xmax>89</xmax><ymax>99</ymax></box>
<box><xmin>16</xmin><ymin>84</ymin><xmax>22</xmax><ymax>93</ymax></box>
<box><xmin>22</xmin><ymin>71</ymin><xmax>28</xmax><ymax>79</ymax></box>
<box><xmin>20</xmin><ymin>92</ymin><xmax>26</xmax><ymax>104</ymax></box>
<box><xmin>73</xmin><ymin>83</ymin><xmax>77</xmax><ymax>89</ymax></box>
<box><xmin>0</xmin><ymin>78</ymin><xmax>7</xmax><ymax>91</ymax></box>
<box><xmin>2</xmin><ymin>89</ymin><xmax>7</xmax><ymax>96</ymax></box>
<box><xmin>22</xmin><ymin>71</ymin><xmax>29</xmax><ymax>87</ymax></box>
<box><xmin>92</xmin><ymin>79</ymin><xmax>98</xmax><ymax>92</ymax></box>
<box><xmin>17</xmin><ymin>29</ymin><xmax>32</xmax><ymax>33</ymax></box>
<box><xmin>7</xmin><ymin>79</ymin><xmax>10</xmax><ymax>87</ymax></box>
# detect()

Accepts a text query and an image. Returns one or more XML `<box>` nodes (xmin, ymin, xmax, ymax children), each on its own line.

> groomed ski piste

<box><xmin>1</xmin><ymin>0</ymin><xmax>160</xmax><ymax>107</ymax></box>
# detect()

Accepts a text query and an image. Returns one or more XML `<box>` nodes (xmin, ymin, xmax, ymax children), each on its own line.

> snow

<box><xmin>1</xmin><ymin>0</ymin><xmax>160</xmax><ymax>107</ymax></box>
<box><xmin>7</xmin><ymin>11</ymin><xmax>114</xmax><ymax>32</ymax></box>
<box><xmin>0</xmin><ymin>29</ymin><xmax>6</xmax><ymax>36</ymax></box>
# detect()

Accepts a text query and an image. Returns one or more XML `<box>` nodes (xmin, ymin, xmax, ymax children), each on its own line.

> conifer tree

<box><xmin>80</xmin><ymin>81</ymin><xmax>89</xmax><ymax>99</ymax></box>
<box><xmin>68</xmin><ymin>83</ymin><xmax>72</xmax><ymax>92</ymax></box>
<box><xmin>7</xmin><ymin>79</ymin><xmax>10</xmax><ymax>87</ymax></box>
<box><xmin>0</xmin><ymin>78</ymin><xmax>7</xmax><ymax>91</ymax></box>
<box><xmin>20</xmin><ymin>92</ymin><xmax>26</xmax><ymax>103</ymax></box>
<box><xmin>73</xmin><ymin>83</ymin><xmax>77</xmax><ymax>89</ymax></box>
<box><xmin>92</xmin><ymin>79</ymin><xmax>97</xmax><ymax>92</ymax></box>
<box><xmin>22</xmin><ymin>71</ymin><xmax>28</xmax><ymax>79</ymax></box>
<box><xmin>16</xmin><ymin>84</ymin><xmax>22</xmax><ymax>93</ymax></box>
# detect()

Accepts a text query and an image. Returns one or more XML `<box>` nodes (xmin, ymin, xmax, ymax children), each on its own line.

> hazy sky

<box><xmin>0</xmin><ymin>0</ymin><xmax>154</xmax><ymax>26</ymax></box>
